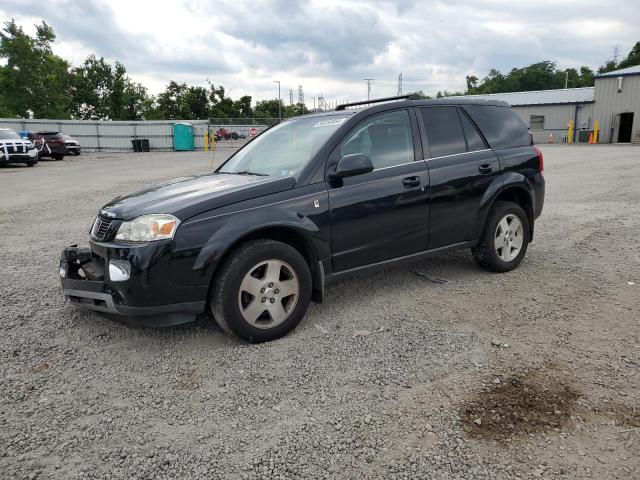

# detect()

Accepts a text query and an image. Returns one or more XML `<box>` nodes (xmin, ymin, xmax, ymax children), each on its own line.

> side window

<box><xmin>459</xmin><ymin>112</ymin><xmax>486</xmax><ymax>151</ymax></box>
<box><xmin>339</xmin><ymin>110</ymin><xmax>414</xmax><ymax>170</ymax></box>
<box><xmin>420</xmin><ymin>107</ymin><xmax>466</xmax><ymax>158</ymax></box>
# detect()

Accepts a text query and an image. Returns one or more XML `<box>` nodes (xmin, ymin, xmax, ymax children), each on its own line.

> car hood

<box><xmin>99</xmin><ymin>173</ymin><xmax>296</xmax><ymax>220</ymax></box>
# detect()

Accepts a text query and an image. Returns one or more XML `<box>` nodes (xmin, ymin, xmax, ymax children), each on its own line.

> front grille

<box><xmin>2</xmin><ymin>144</ymin><xmax>27</xmax><ymax>154</ymax></box>
<box><xmin>91</xmin><ymin>215</ymin><xmax>118</xmax><ymax>242</ymax></box>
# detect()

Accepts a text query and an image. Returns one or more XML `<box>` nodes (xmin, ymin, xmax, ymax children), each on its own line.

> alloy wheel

<box><xmin>494</xmin><ymin>213</ymin><xmax>524</xmax><ymax>262</ymax></box>
<box><xmin>237</xmin><ymin>259</ymin><xmax>299</xmax><ymax>328</ymax></box>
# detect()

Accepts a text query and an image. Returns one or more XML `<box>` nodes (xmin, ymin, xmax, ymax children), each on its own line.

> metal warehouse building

<box><xmin>450</xmin><ymin>64</ymin><xmax>640</xmax><ymax>144</ymax></box>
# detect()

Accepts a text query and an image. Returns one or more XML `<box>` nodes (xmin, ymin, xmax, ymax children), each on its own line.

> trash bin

<box><xmin>172</xmin><ymin>123</ymin><xmax>195</xmax><ymax>151</ymax></box>
<box><xmin>131</xmin><ymin>139</ymin><xmax>150</xmax><ymax>152</ymax></box>
<box><xmin>577</xmin><ymin>130</ymin><xmax>593</xmax><ymax>143</ymax></box>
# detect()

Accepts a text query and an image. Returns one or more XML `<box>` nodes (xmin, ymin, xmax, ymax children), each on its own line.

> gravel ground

<box><xmin>1</xmin><ymin>145</ymin><xmax>639</xmax><ymax>480</ymax></box>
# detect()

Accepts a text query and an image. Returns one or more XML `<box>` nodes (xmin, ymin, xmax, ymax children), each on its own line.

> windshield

<box><xmin>0</xmin><ymin>130</ymin><xmax>22</xmax><ymax>140</ymax></box>
<box><xmin>218</xmin><ymin>115</ymin><xmax>349</xmax><ymax>177</ymax></box>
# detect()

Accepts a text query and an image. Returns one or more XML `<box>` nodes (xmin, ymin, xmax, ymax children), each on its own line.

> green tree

<box><xmin>617</xmin><ymin>41</ymin><xmax>640</xmax><ymax>69</ymax></box>
<box><xmin>71</xmin><ymin>55</ymin><xmax>113</xmax><ymax>119</ymax></box>
<box><xmin>465</xmin><ymin>75</ymin><xmax>478</xmax><ymax>91</ymax></box>
<box><xmin>254</xmin><ymin>99</ymin><xmax>284</xmax><ymax>118</ymax></box>
<box><xmin>0</xmin><ymin>19</ymin><xmax>72</xmax><ymax>118</ymax></box>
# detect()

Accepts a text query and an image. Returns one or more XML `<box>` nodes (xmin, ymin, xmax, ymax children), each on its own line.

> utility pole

<box><xmin>298</xmin><ymin>85</ymin><xmax>304</xmax><ymax>113</ymax></box>
<box><xmin>565</xmin><ymin>70</ymin><xmax>569</xmax><ymax>89</ymax></box>
<box><xmin>274</xmin><ymin>80</ymin><xmax>281</xmax><ymax>120</ymax></box>
<box><xmin>364</xmin><ymin>78</ymin><xmax>374</xmax><ymax>100</ymax></box>
<box><xmin>397</xmin><ymin>73</ymin><xmax>403</xmax><ymax>96</ymax></box>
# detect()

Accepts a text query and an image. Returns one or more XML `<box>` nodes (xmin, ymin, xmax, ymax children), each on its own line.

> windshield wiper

<box><xmin>218</xmin><ymin>170</ymin><xmax>269</xmax><ymax>176</ymax></box>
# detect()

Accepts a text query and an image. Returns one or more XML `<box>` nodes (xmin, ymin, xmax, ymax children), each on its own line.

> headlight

<box><xmin>115</xmin><ymin>214</ymin><xmax>180</xmax><ymax>242</ymax></box>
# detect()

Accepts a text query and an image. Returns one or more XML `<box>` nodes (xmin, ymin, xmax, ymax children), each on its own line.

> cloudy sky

<box><xmin>1</xmin><ymin>0</ymin><xmax>639</xmax><ymax>106</ymax></box>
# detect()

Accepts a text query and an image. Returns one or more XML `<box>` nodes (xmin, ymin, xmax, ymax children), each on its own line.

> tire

<box><xmin>211</xmin><ymin>240</ymin><xmax>312</xmax><ymax>342</ymax></box>
<box><xmin>231</xmin><ymin>133</ymin><xmax>238</xmax><ymax>140</ymax></box>
<box><xmin>74</xmin><ymin>150</ymin><xmax>81</xmax><ymax>156</ymax></box>
<box><xmin>52</xmin><ymin>154</ymin><xmax>64</xmax><ymax>161</ymax></box>
<box><xmin>472</xmin><ymin>201</ymin><xmax>530</xmax><ymax>272</ymax></box>
<box><xmin>26</xmin><ymin>161</ymin><xmax>36</xmax><ymax>167</ymax></box>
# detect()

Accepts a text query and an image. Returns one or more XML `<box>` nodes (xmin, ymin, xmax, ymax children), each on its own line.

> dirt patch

<box><xmin>597</xmin><ymin>402</ymin><xmax>640</xmax><ymax>428</ymax></box>
<box><xmin>460</xmin><ymin>371</ymin><xmax>580</xmax><ymax>441</ymax></box>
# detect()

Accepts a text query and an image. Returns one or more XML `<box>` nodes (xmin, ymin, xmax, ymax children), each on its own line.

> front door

<box><xmin>417</xmin><ymin>106</ymin><xmax>500</xmax><ymax>249</ymax></box>
<box><xmin>328</xmin><ymin>109</ymin><xmax>429</xmax><ymax>272</ymax></box>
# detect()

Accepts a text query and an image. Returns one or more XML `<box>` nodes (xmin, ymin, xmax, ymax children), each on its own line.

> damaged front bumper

<box><xmin>59</xmin><ymin>244</ymin><xmax>206</xmax><ymax>327</ymax></box>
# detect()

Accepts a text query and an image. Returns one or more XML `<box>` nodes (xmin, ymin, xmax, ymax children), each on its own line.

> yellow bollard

<box><xmin>567</xmin><ymin>120</ymin><xmax>574</xmax><ymax>144</ymax></box>
<box><xmin>593</xmin><ymin>120</ymin><xmax>600</xmax><ymax>143</ymax></box>
<box><xmin>203</xmin><ymin>131</ymin><xmax>209</xmax><ymax>151</ymax></box>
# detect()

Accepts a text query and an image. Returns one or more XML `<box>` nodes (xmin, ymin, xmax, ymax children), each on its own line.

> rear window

<box><xmin>463</xmin><ymin>105</ymin><xmax>531</xmax><ymax>149</ymax></box>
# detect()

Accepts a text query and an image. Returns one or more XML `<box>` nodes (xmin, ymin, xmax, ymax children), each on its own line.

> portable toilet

<box><xmin>172</xmin><ymin>123</ymin><xmax>195</xmax><ymax>151</ymax></box>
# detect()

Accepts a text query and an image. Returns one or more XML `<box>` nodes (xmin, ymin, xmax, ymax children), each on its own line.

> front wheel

<box><xmin>211</xmin><ymin>240</ymin><xmax>312</xmax><ymax>342</ymax></box>
<box><xmin>52</xmin><ymin>153</ymin><xmax>64</xmax><ymax>161</ymax></box>
<box><xmin>472</xmin><ymin>201</ymin><xmax>529</xmax><ymax>272</ymax></box>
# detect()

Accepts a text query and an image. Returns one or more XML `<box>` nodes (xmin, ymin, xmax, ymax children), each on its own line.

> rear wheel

<box><xmin>211</xmin><ymin>240</ymin><xmax>312</xmax><ymax>342</ymax></box>
<box><xmin>472</xmin><ymin>201</ymin><xmax>529</xmax><ymax>272</ymax></box>
<box><xmin>52</xmin><ymin>153</ymin><xmax>64</xmax><ymax>161</ymax></box>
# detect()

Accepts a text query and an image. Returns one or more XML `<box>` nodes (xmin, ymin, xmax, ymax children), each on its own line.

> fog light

<box><xmin>59</xmin><ymin>262</ymin><xmax>67</xmax><ymax>278</ymax></box>
<box><xmin>109</xmin><ymin>260</ymin><xmax>130</xmax><ymax>282</ymax></box>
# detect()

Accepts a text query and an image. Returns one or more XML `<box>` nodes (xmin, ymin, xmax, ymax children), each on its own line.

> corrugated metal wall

<box><xmin>592</xmin><ymin>75</ymin><xmax>640</xmax><ymax>143</ymax></box>
<box><xmin>511</xmin><ymin>103</ymin><xmax>594</xmax><ymax>143</ymax></box>
<box><xmin>0</xmin><ymin>119</ymin><xmax>268</xmax><ymax>151</ymax></box>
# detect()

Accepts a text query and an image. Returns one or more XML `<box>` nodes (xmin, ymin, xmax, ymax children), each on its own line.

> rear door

<box><xmin>328</xmin><ymin>109</ymin><xmax>429</xmax><ymax>272</ymax></box>
<box><xmin>418</xmin><ymin>106</ymin><xmax>500</xmax><ymax>249</ymax></box>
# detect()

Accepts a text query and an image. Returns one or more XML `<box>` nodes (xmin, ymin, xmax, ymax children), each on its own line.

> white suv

<box><xmin>0</xmin><ymin>128</ymin><xmax>38</xmax><ymax>167</ymax></box>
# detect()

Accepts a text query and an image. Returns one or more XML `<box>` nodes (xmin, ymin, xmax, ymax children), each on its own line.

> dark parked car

<box><xmin>60</xmin><ymin>96</ymin><xmax>545</xmax><ymax>342</ymax></box>
<box><xmin>61</xmin><ymin>133</ymin><xmax>81</xmax><ymax>155</ymax></box>
<box><xmin>216</xmin><ymin>127</ymin><xmax>245</xmax><ymax>140</ymax></box>
<box><xmin>28</xmin><ymin>131</ymin><xmax>66</xmax><ymax>160</ymax></box>
<box><xmin>0</xmin><ymin>128</ymin><xmax>39</xmax><ymax>166</ymax></box>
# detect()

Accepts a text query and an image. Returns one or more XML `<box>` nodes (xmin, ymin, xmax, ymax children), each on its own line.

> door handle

<box><xmin>478</xmin><ymin>164</ymin><xmax>493</xmax><ymax>174</ymax></box>
<box><xmin>402</xmin><ymin>176</ymin><xmax>421</xmax><ymax>188</ymax></box>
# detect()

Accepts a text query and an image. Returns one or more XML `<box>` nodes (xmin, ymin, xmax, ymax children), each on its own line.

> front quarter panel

<box><xmin>169</xmin><ymin>183</ymin><xmax>330</xmax><ymax>287</ymax></box>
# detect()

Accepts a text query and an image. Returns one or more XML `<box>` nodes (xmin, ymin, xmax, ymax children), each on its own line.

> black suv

<box><xmin>60</xmin><ymin>96</ymin><xmax>544</xmax><ymax>342</ymax></box>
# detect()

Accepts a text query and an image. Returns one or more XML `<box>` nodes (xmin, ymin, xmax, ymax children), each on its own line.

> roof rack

<box><xmin>335</xmin><ymin>94</ymin><xmax>420</xmax><ymax>111</ymax></box>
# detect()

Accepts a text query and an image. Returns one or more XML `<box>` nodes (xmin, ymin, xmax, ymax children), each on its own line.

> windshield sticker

<box><xmin>313</xmin><ymin>118</ymin><xmax>347</xmax><ymax>128</ymax></box>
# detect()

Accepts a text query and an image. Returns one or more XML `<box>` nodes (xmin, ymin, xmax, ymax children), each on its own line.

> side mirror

<box><xmin>329</xmin><ymin>154</ymin><xmax>374</xmax><ymax>179</ymax></box>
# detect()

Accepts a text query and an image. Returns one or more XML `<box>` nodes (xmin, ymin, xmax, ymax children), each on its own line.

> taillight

<box><xmin>533</xmin><ymin>145</ymin><xmax>544</xmax><ymax>172</ymax></box>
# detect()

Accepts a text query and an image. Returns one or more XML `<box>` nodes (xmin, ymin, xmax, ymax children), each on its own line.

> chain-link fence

<box><xmin>0</xmin><ymin>118</ymin><xmax>273</xmax><ymax>152</ymax></box>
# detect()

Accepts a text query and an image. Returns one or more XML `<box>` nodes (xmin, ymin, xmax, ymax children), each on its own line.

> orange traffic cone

<box><xmin>588</xmin><ymin>132</ymin><xmax>594</xmax><ymax>144</ymax></box>
<box><xmin>547</xmin><ymin>133</ymin><xmax>554</xmax><ymax>143</ymax></box>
